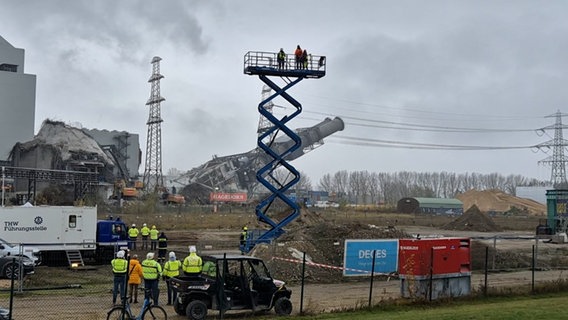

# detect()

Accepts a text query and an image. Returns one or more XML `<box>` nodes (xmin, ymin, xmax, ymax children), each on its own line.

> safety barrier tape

<box><xmin>272</xmin><ymin>256</ymin><xmax>395</xmax><ymax>277</ymax></box>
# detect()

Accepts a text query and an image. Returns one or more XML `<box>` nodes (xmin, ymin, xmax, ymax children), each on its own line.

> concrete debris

<box><xmin>15</xmin><ymin>119</ymin><xmax>113</xmax><ymax>166</ymax></box>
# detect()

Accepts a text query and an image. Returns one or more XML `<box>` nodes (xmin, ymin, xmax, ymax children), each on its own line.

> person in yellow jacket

<box><xmin>162</xmin><ymin>251</ymin><xmax>181</xmax><ymax>305</ymax></box>
<box><xmin>142</xmin><ymin>252</ymin><xmax>162</xmax><ymax>305</ymax></box>
<box><xmin>277</xmin><ymin>48</ymin><xmax>286</xmax><ymax>70</ymax></box>
<box><xmin>140</xmin><ymin>223</ymin><xmax>150</xmax><ymax>250</ymax></box>
<box><xmin>149</xmin><ymin>225</ymin><xmax>159</xmax><ymax>250</ymax></box>
<box><xmin>128</xmin><ymin>224</ymin><xmax>139</xmax><ymax>250</ymax></box>
<box><xmin>127</xmin><ymin>254</ymin><xmax>143</xmax><ymax>303</ymax></box>
<box><xmin>182</xmin><ymin>245</ymin><xmax>203</xmax><ymax>276</ymax></box>
<box><xmin>111</xmin><ymin>250</ymin><xmax>128</xmax><ymax>305</ymax></box>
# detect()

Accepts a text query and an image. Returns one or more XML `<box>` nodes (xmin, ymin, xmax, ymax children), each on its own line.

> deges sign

<box><xmin>343</xmin><ymin>239</ymin><xmax>398</xmax><ymax>277</ymax></box>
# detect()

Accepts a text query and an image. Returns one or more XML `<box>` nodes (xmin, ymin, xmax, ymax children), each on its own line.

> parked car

<box><xmin>0</xmin><ymin>255</ymin><xmax>35</xmax><ymax>279</ymax></box>
<box><xmin>314</xmin><ymin>200</ymin><xmax>339</xmax><ymax>208</ymax></box>
<box><xmin>0</xmin><ymin>237</ymin><xmax>40</xmax><ymax>265</ymax></box>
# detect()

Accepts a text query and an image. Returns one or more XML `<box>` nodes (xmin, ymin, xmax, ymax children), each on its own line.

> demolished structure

<box><xmin>177</xmin><ymin>117</ymin><xmax>345</xmax><ymax>203</ymax></box>
<box><xmin>7</xmin><ymin>119</ymin><xmax>137</xmax><ymax>203</ymax></box>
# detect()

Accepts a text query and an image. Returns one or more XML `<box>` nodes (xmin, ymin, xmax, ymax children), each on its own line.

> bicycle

<box><xmin>106</xmin><ymin>290</ymin><xmax>167</xmax><ymax>320</ymax></box>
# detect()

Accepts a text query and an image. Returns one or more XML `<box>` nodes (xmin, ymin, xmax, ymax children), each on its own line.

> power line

<box><xmin>300</xmin><ymin>94</ymin><xmax>544</xmax><ymax>122</ymax></box>
<box><xmin>329</xmin><ymin>135</ymin><xmax>535</xmax><ymax>150</ymax></box>
<box><xmin>287</xmin><ymin>113</ymin><xmax>538</xmax><ymax>133</ymax></box>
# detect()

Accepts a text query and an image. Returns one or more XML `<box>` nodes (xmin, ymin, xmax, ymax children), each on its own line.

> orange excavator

<box><xmin>113</xmin><ymin>179</ymin><xmax>143</xmax><ymax>200</ymax></box>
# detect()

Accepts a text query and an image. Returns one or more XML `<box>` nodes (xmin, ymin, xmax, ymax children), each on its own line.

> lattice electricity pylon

<box><xmin>537</xmin><ymin>110</ymin><xmax>568</xmax><ymax>187</ymax></box>
<box><xmin>142</xmin><ymin>56</ymin><xmax>165</xmax><ymax>193</ymax></box>
<box><xmin>241</xmin><ymin>51</ymin><xmax>326</xmax><ymax>253</ymax></box>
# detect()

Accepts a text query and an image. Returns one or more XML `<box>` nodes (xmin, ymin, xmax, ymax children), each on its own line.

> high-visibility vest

<box><xmin>150</xmin><ymin>228</ymin><xmax>159</xmax><ymax>240</ymax></box>
<box><xmin>183</xmin><ymin>253</ymin><xmax>203</xmax><ymax>273</ymax></box>
<box><xmin>202</xmin><ymin>261</ymin><xmax>217</xmax><ymax>277</ymax></box>
<box><xmin>128</xmin><ymin>227</ymin><xmax>139</xmax><ymax>238</ymax></box>
<box><xmin>140</xmin><ymin>226</ymin><xmax>150</xmax><ymax>236</ymax></box>
<box><xmin>163</xmin><ymin>260</ymin><xmax>181</xmax><ymax>278</ymax></box>
<box><xmin>111</xmin><ymin>258</ymin><xmax>128</xmax><ymax>275</ymax></box>
<box><xmin>141</xmin><ymin>259</ymin><xmax>162</xmax><ymax>280</ymax></box>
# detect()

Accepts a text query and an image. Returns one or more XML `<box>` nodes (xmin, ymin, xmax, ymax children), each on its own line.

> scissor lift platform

<box><xmin>244</xmin><ymin>51</ymin><xmax>326</xmax><ymax>78</ymax></box>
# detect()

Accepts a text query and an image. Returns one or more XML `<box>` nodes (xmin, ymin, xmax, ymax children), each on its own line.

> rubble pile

<box><xmin>443</xmin><ymin>204</ymin><xmax>502</xmax><ymax>232</ymax></box>
<box><xmin>14</xmin><ymin>119</ymin><xmax>114</xmax><ymax>165</ymax></box>
<box><xmin>253</xmin><ymin>209</ymin><xmax>409</xmax><ymax>283</ymax></box>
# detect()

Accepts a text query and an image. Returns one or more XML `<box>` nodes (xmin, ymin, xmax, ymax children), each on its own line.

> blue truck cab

<box><xmin>95</xmin><ymin>217</ymin><xmax>128</xmax><ymax>262</ymax></box>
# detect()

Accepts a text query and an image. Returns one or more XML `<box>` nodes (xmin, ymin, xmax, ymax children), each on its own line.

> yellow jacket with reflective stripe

<box><xmin>111</xmin><ymin>258</ymin><xmax>128</xmax><ymax>275</ymax></box>
<box><xmin>128</xmin><ymin>227</ymin><xmax>139</xmax><ymax>238</ymax></box>
<box><xmin>140</xmin><ymin>226</ymin><xmax>150</xmax><ymax>236</ymax></box>
<box><xmin>141</xmin><ymin>259</ymin><xmax>162</xmax><ymax>280</ymax></box>
<box><xmin>163</xmin><ymin>260</ymin><xmax>181</xmax><ymax>278</ymax></box>
<box><xmin>183</xmin><ymin>253</ymin><xmax>203</xmax><ymax>273</ymax></box>
<box><xmin>149</xmin><ymin>228</ymin><xmax>159</xmax><ymax>240</ymax></box>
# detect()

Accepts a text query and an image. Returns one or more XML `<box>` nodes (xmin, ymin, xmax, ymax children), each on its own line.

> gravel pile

<box><xmin>443</xmin><ymin>204</ymin><xmax>502</xmax><ymax>232</ymax></box>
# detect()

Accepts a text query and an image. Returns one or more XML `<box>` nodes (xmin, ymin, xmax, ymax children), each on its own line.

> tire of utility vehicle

<box><xmin>173</xmin><ymin>299</ymin><xmax>185</xmax><ymax>316</ymax></box>
<box><xmin>142</xmin><ymin>304</ymin><xmax>168</xmax><ymax>320</ymax></box>
<box><xmin>186</xmin><ymin>300</ymin><xmax>207</xmax><ymax>320</ymax></box>
<box><xmin>274</xmin><ymin>297</ymin><xmax>293</xmax><ymax>316</ymax></box>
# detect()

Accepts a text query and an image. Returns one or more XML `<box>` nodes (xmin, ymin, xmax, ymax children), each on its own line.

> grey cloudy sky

<box><xmin>1</xmin><ymin>0</ymin><xmax>565</xmax><ymax>185</ymax></box>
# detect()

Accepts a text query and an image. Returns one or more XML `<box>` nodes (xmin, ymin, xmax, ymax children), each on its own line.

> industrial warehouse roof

<box><xmin>412</xmin><ymin>197</ymin><xmax>463</xmax><ymax>208</ymax></box>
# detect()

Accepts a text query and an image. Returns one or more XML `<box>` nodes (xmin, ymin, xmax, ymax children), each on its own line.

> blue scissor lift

<box><xmin>240</xmin><ymin>51</ymin><xmax>326</xmax><ymax>253</ymax></box>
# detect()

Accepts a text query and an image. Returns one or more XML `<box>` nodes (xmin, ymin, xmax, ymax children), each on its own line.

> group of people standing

<box><xmin>111</xmin><ymin>245</ymin><xmax>204</xmax><ymax>306</ymax></box>
<box><xmin>277</xmin><ymin>45</ymin><xmax>311</xmax><ymax>70</ymax></box>
<box><xmin>127</xmin><ymin>223</ymin><xmax>169</xmax><ymax>262</ymax></box>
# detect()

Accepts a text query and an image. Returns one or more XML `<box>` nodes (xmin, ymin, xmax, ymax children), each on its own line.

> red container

<box><xmin>398</xmin><ymin>238</ymin><xmax>471</xmax><ymax>277</ymax></box>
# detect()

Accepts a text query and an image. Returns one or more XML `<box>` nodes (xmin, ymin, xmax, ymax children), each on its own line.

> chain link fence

<box><xmin>0</xmin><ymin>235</ymin><xmax>566</xmax><ymax>319</ymax></box>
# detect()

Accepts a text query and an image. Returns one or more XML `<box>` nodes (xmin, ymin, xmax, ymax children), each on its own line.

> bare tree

<box><xmin>318</xmin><ymin>173</ymin><xmax>334</xmax><ymax>193</ymax></box>
<box><xmin>334</xmin><ymin>170</ymin><xmax>349</xmax><ymax>201</ymax></box>
<box><xmin>368</xmin><ymin>172</ymin><xmax>380</xmax><ymax>205</ymax></box>
<box><xmin>312</xmin><ymin>169</ymin><xmax>546</xmax><ymax>206</ymax></box>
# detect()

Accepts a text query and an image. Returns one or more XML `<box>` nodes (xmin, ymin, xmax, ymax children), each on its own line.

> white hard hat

<box><xmin>146</xmin><ymin>252</ymin><xmax>154</xmax><ymax>260</ymax></box>
<box><xmin>169</xmin><ymin>251</ymin><xmax>176</xmax><ymax>258</ymax></box>
<box><xmin>189</xmin><ymin>245</ymin><xmax>196</xmax><ymax>253</ymax></box>
<box><xmin>143</xmin><ymin>223</ymin><xmax>147</xmax><ymax>226</ymax></box>
<box><xmin>132</xmin><ymin>223</ymin><xmax>136</xmax><ymax>227</ymax></box>
<box><xmin>117</xmin><ymin>250</ymin><xmax>125</xmax><ymax>258</ymax></box>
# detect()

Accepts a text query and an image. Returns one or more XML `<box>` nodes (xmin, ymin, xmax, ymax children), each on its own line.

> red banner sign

<box><xmin>210</xmin><ymin>192</ymin><xmax>247</xmax><ymax>202</ymax></box>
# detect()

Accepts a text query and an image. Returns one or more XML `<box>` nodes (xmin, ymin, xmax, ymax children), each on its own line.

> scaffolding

<box><xmin>1</xmin><ymin>166</ymin><xmax>98</xmax><ymax>205</ymax></box>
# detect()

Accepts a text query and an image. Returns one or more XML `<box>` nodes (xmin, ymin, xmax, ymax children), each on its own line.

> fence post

<box><xmin>9</xmin><ymin>257</ymin><xmax>15</xmax><ymax>320</ymax></box>
<box><xmin>428</xmin><ymin>248</ymin><xmax>434</xmax><ymax>301</ymax></box>
<box><xmin>492</xmin><ymin>236</ymin><xmax>497</xmax><ymax>270</ymax></box>
<box><xmin>534</xmin><ymin>235</ymin><xmax>539</xmax><ymax>271</ymax></box>
<box><xmin>368</xmin><ymin>250</ymin><xmax>376</xmax><ymax>307</ymax></box>
<box><xmin>531</xmin><ymin>245</ymin><xmax>535</xmax><ymax>293</ymax></box>
<box><xmin>484</xmin><ymin>246</ymin><xmax>488</xmax><ymax>296</ymax></box>
<box><xmin>300</xmin><ymin>252</ymin><xmax>306</xmax><ymax>315</ymax></box>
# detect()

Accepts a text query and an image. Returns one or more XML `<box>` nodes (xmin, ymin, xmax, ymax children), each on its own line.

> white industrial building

<box><xmin>0</xmin><ymin>36</ymin><xmax>36</xmax><ymax>161</ymax></box>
